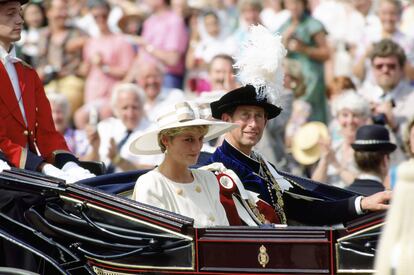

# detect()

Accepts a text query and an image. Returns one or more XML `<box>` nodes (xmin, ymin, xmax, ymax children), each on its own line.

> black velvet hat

<box><xmin>0</xmin><ymin>0</ymin><xmax>28</xmax><ymax>4</ymax></box>
<box><xmin>351</xmin><ymin>124</ymin><xmax>396</xmax><ymax>153</ymax></box>
<box><xmin>210</xmin><ymin>85</ymin><xmax>282</xmax><ymax>120</ymax></box>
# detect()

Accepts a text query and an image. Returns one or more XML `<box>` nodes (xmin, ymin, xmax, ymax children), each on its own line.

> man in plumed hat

<box><xmin>0</xmin><ymin>0</ymin><xmax>93</xmax><ymax>182</ymax></box>
<box><xmin>202</xmin><ymin>24</ymin><xmax>392</xmax><ymax>226</ymax></box>
<box><xmin>207</xmin><ymin>83</ymin><xmax>393</xmax><ymax>225</ymax></box>
<box><xmin>347</xmin><ymin>124</ymin><xmax>396</xmax><ymax>196</ymax></box>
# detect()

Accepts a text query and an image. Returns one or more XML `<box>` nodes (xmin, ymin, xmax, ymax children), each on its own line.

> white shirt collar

<box><xmin>357</xmin><ymin>173</ymin><xmax>382</xmax><ymax>183</ymax></box>
<box><xmin>0</xmin><ymin>45</ymin><xmax>18</xmax><ymax>64</ymax></box>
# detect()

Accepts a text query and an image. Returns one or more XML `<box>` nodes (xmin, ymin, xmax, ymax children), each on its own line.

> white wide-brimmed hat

<box><xmin>129</xmin><ymin>101</ymin><xmax>238</xmax><ymax>155</ymax></box>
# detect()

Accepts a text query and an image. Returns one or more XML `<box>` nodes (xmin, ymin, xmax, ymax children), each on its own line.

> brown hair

<box><xmin>370</xmin><ymin>39</ymin><xmax>406</xmax><ymax>67</ymax></box>
<box><xmin>327</xmin><ymin>76</ymin><xmax>356</xmax><ymax>99</ymax></box>
<box><xmin>157</xmin><ymin>125</ymin><xmax>209</xmax><ymax>153</ymax></box>
<box><xmin>354</xmin><ymin>151</ymin><xmax>388</xmax><ymax>174</ymax></box>
<box><xmin>208</xmin><ymin>54</ymin><xmax>236</xmax><ymax>73</ymax></box>
<box><xmin>378</xmin><ymin>0</ymin><xmax>402</xmax><ymax>16</ymax></box>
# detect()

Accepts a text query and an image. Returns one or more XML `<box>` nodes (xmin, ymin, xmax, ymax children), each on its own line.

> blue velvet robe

<box><xmin>206</xmin><ymin>140</ymin><xmax>361</xmax><ymax>225</ymax></box>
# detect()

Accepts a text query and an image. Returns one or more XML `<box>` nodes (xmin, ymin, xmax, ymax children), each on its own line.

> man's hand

<box><xmin>361</xmin><ymin>191</ymin><xmax>392</xmax><ymax>212</ymax></box>
<box><xmin>85</xmin><ymin>125</ymin><xmax>100</xmax><ymax>151</ymax></box>
<box><xmin>107</xmin><ymin>138</ymin><xmax>118</xmax><ymax>161</ymax></box>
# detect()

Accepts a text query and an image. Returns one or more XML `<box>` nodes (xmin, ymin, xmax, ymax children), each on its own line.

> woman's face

<box><xmin>24</xmin><ymin>4</ymin><xmax>44</xmax><ymax>28</ymax></box>
<box><xmin>284</xmin><ymin>0</ymin><xmax>305</xmax><ymax>19</ymax></box>
<box><xmin>91</xmin><ymin>6</ymin><xmax>109</xmax><ymax>30</ymax></box>
<box><xmin>163</xmin><ymin>129</ymin><xmax>205</xmax><ymax>167</ymax></box>
<box><xmin>204</xmin><ymin>14</ymin><xmax>220</xmax><ymax>37</ymax></box>
<box><xmin>337</xmin><ymin>108</ymin><xmax>367</xmax><ymax>142</ymax></box>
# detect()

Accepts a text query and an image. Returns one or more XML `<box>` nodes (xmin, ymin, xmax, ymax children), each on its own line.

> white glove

<box><xmin>0</xmin><ymin>160</ymin><xmax>11</xmax><ymax>172</ymax></box>
<box><xmin>41</xmin><ymin>163</ymin><xmax>70</xmax><ymax>181</ymax></box>
<box><xmin>62</xmin><ymin>161</ymin><xmax>96</xmax><ymax>183</ymax></box>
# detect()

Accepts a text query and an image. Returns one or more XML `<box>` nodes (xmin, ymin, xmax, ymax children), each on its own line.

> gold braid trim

<box><xmin>258</xmin><ymin>156</ymin><xmax>287</xmax><ymax>224</ymax></box>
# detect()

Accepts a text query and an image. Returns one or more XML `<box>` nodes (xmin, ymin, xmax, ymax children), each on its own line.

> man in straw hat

<box><xmin>205</xmin><ymin>24</ymin><xmax>392</xmax><ymax>225</ymax></box>
<box><xmin>347</xmin><ymin>124</ymin><xmax>396</xmax><ymax>196</ymax></box>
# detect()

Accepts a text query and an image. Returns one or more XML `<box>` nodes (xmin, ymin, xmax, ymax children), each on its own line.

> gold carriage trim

<box><xmin>258</xmin><ymin>245</ymin><xmax>270</xmax><ymax>268</ymax></box>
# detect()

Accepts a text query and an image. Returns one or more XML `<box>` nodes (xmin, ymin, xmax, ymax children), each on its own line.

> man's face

<box><xmin>136</xmin><ymin>65</ymin><xmax>163</xmax><ymax>101</ymax></box>
<box><xmin>372</xmin><ymin>56</ymin><xmax>403</xmax><ymax>91</ymax></box>
<box><xmin>114</xmin><ymin>92</ymin><xmax>143</xmax><ymax>131</ymax></box>
<box><xmin>378</xmin><ymin>1</ymin><xmax>399</xmax><ymax>33</ymax></box>
<box><xmin>50</xmin><ymin>101</ymin><xmax>69</xmax><ymax>134</ymax></box>
<box><xmin>0</xmin><ymin>1</ymin><xmax>23</xmax><ymax>47</ymax></box>
<box><xmin>208</xmin><ymin>57</ymin><xmax>233</xmax><ymax>91</ymax></box>
<box><xmin>222</xmin><ymin>105</ymin><xmax>267</xmax><ymax>154</ymax></box>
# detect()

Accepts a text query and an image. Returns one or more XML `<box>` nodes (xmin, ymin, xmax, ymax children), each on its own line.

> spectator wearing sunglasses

<box><xmin>359</xmin><ymin>39</ymin><xmax>414</xmax><ymax>165</ymax></box>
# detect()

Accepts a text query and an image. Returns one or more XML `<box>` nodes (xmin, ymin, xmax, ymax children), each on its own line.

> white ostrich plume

<box><xmin>234</xmin><ymin>24</ymin><xmax>287</xmax><ymax>103</ymax></box>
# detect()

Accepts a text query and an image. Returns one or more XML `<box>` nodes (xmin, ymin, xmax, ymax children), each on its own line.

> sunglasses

<box><xmin>93</xmin><ymin>14</ymin><xmax>108</xmax><ymax>19</ymax></box>
<box><xmin>373</xmin><ymin>63</ymin><xmax>398</xmax><ymax>70</ymax></box>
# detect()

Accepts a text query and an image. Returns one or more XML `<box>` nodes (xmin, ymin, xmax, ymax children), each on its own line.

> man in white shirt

<box><xmin>84</xmin><ymin>83</ymin><xmax>163</xmax><ymax>172</ymax></box>
<box><xmin>0</xmin><ymin>0</ymin><xmax>93</xmax><ymax>183</ymax></box>
<box><xmin>361</xmin><ymin>39</ymin><xmax>414</xmax><ymax>132</ymax></box>
<box><xmin>133</xmin><ymin>60</ymin><xmax>186</xmax><ymax>123</ymax></box>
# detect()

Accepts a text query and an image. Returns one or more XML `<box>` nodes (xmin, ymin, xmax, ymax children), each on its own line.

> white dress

<box><xmin>132</xmin><ymin>168</ymin><xmax>229</xmax><ymax>228</ymax></box>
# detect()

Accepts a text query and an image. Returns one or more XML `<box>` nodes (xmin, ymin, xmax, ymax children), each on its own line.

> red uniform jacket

<box><xmin>0</xmin><ymin>61</ymin><xmax>77</xmax><ymax>171</ymax></box>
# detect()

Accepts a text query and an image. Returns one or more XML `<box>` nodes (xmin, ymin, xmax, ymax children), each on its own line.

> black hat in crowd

<box><xmin>0</xmin><ymin>0</ymin><xmax>28</xmax><ymax>4</ymax></box>
<box><xmin>210</xmin><ymin>85</ymin><xmax>282</xmax><ymax>120</ymax></box>
<box><xmin>351</xmin><ymin>124</ymin><xmax>396</xmax><ymax>153</ymax></box>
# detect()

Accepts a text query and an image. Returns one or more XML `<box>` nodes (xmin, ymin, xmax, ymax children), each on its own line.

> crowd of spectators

<box><xmin>15</xmin><ymin>0</ymin><xmax>414</xmax><ymax>193</ymax></box>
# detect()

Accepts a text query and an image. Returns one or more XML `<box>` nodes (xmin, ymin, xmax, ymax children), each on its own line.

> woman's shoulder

<box><xmin>135</xmin><ymin>169</ymin><xmax>165</xmax><ymax>186</ymax></box>
<box><xmin>191</xmin><ymin>169</ymin><xmax>216</xmax><ymax>179</ymax></box>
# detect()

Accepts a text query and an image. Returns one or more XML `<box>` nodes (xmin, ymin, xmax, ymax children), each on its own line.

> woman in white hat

<box><xmin>129</xmin><ymin>101</ymin><xmax>237</xmax><ymax>227</ymax></box>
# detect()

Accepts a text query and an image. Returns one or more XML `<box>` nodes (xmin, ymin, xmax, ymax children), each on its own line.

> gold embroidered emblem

<box><xmin>258</xmin><ymin>245</ymin><xmax>269</xmax><ymax>268</ymax></box>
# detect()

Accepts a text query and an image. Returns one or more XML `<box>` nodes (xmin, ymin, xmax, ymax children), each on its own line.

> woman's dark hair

<box><xmin>23</xmin><ymin>2</ymin><xmax>48</xmax><ymax>30</ymax></box>
<box><xmin>203</xmin><ymin>10</ymin><xmax>219</xmax><ymax>21</ymax></box>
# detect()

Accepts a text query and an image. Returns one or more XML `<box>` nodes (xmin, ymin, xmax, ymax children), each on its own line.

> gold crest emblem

<box><xmin>257</xmin><ymin>245</ymin><xmax>269</xmax><ymax>268</ymax></box>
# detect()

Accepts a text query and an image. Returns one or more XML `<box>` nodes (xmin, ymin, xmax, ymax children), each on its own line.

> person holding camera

<box><xmin>359</xmin><ymin>39</ymin><xmax>414</xmax><ymax>164</ymax></box>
